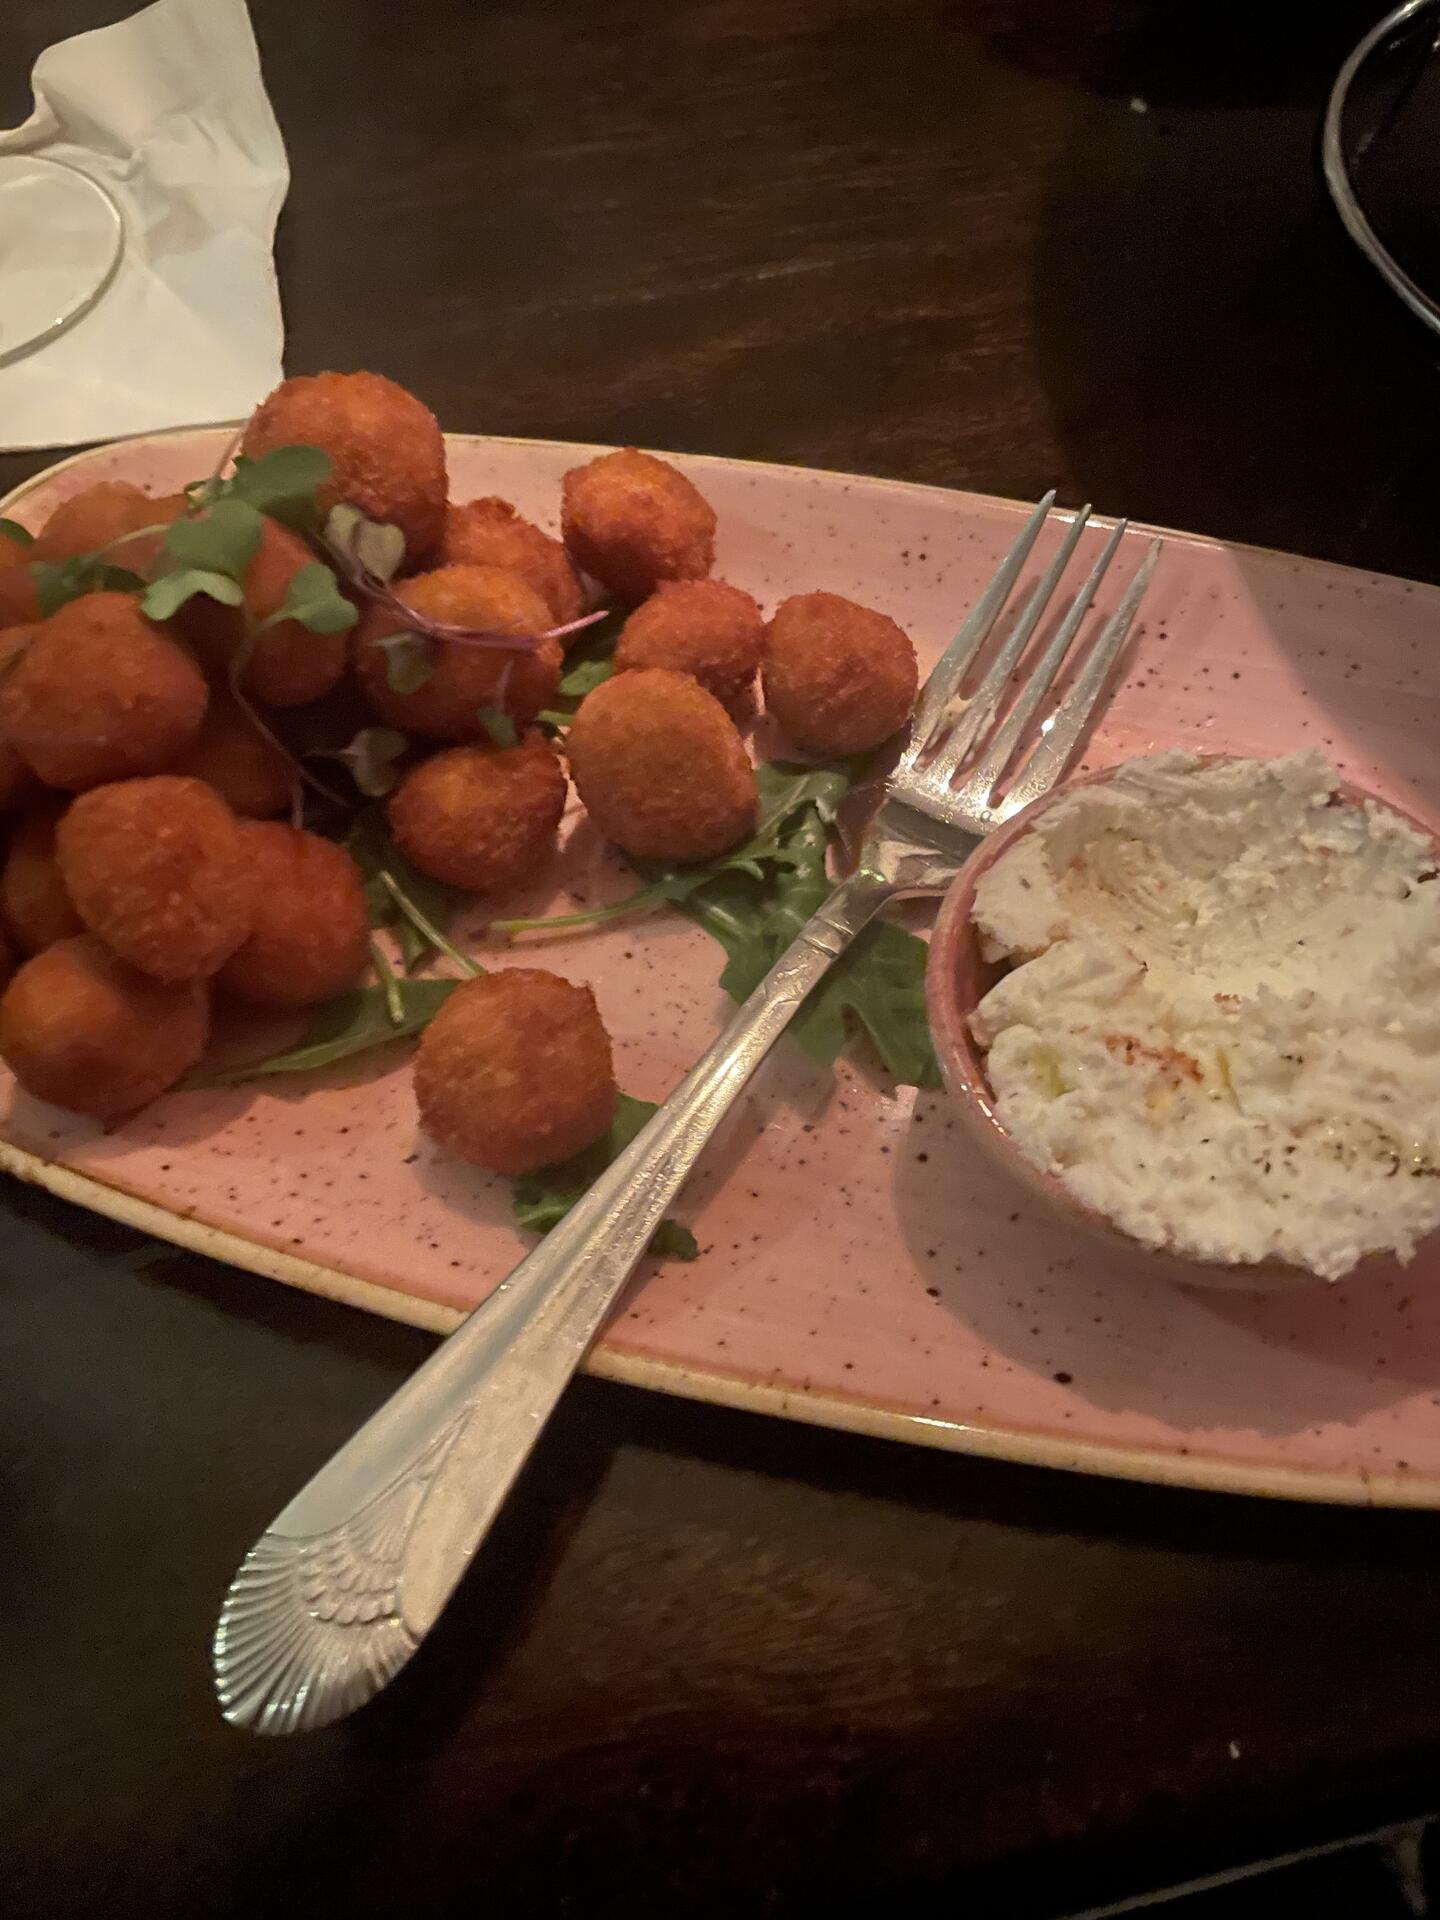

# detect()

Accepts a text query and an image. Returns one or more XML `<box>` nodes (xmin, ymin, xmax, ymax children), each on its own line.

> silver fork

<box><xmin>214</xmin><ymin>495</ymin><xmax>1161</xmax><ymax>1735</ymax></box>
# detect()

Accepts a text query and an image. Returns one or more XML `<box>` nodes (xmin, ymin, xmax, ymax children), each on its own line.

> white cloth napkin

<box><xmin>0</xmin><ymin>0</ymin><xmax>288</xmax><ymax>451</ymax></box>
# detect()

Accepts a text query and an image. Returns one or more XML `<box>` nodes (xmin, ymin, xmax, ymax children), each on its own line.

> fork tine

<box><xmin>898</xmin><ymin>489</ymin><xmax>1056</xmax><ymax>771</ymax></box>
<box><xmin>959</xmin><ymin>517</ymin><xmax>1129</xmax><ymax>804</ymax></box>
<box><xmin>999</xmin><ymin>536</ymin><xmax>1162</xmax><ymax>819</ymax></box>
<box><xmin>923</xmin><ymin>505</ymin><xmax>1092</xmax><ymax>782</ymax></box>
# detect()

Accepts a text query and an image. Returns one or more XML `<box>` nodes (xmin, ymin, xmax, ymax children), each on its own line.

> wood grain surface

<box><xmin>4</xmin><ymin>3</ymin><xmax>1440</xmax><ymax>1916</ymax></box>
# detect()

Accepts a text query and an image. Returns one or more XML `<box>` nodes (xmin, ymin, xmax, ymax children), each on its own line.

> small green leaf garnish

<box><xmin>0</xmin><ymin>518</ymin><xmax>34</xmax><ymax>548</ymax></box>
<box><xmin>259</xmin><ymin>561</ymin><xmax>359</xmax><ymax>635</ymax></box>
<box><xmin>162</xmin><ymin>497</ymin><xmax>265</xmax><ymax>576</ymax></box>
<box><xmin>476</xmin><ymin>706</ymin><xmax>519</xmax><ymax>748</ymax></box>
<box><xmin>535</xmin><ymin>708</ymin><xmax>573</xmax><ymax>735</ymax></box>
<box><xmin>369</xmin><ymin>937</ymin><xmax>405</xmax><ymax>1026</ymax></box>
<box><xmin>378</xmin><ymin>870</ymin><xmax>483</xmax><ymax>979</ymax></box>
<box><xmin>313</xmin><ymin>726</ymin><xmax>409</xmax><ymax>798</ymax></box>
<box><xmin>226</xmin><ymin>445</ymin><xmax>333</xmax><ymax>524</ymax></box>
<box><xmin>372</xmin><ymin>629</ymin><xmax>436</xmax><ymax>694</ymax></box>
<box><xmin>325</xmin><ymin>503</ymin><xmax>406</xmax><ymax>583</ymax></box>
<box><xmin>558</xmin><ymin>656</ymin><xmax>614</xmax><ymax>700</ymax></box>
<box><xmin>346</xmin><ymin>807</ymin><xmax>470</xmax><ymax>971</ymax></box>
<box><xmin>205</xmin><ymin>979</ymin><xmax>459</xmax><ymax>1082</ymax></box>
<box><xmin>511</xmin><ymin>1092</ymin><xmax>698</xmax><ymax>1259</ymax></box>
<box><xmin>142</xmin><ymin>568</ymin><xmax>245</xmax><ymax>620</ymax></box>
<box><xmin>31</xmin><ymin>558</ymin><xmax>146</xmax><ymax>617</ymax></box>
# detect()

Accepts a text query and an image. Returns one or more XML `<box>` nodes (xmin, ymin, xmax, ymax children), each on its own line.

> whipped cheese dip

<box><xmin>970</xmin><ymin>752</ymin><xmax>1440</xmax><ymax>1279</ymax></box>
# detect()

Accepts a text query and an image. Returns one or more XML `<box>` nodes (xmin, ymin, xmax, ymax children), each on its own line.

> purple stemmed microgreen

<box><xmin>320</xmin><ymin>502</ymin><xmax>607</xmax><ymax>697</ymax></box>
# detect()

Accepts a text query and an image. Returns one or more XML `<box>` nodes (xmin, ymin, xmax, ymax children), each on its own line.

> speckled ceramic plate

<box><xmin>4</xmin><ymin>430</ymin><xmax>1440</xmax><ymax>1508</ymax></box>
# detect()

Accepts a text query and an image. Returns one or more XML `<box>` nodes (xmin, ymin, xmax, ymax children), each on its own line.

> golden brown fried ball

<box><xmin>0</xmin><ymin>592</ymin><xmax>208</xmax><ymax>791</ymax></box>
<box><xmin>761</xmin><ymin>591</ymin><xmax>919</xmax><ymax>756</ymax></box>
<box><xmin>614</xmin><ymin>579</ymin><xmax>763</xmax><ymax>709</ymax></box>
<box><xmin>57</xmin><ymin>777</ymin><xmax>256</xmax><ymax>982</ymax></box>
<box><xmin>0</xmin><ymin>526</ymin><xmax>28</xmax><ymax>571</ymax></box>
<box><xmin>440</xmin><ymin>499</ymin><xmax>584</xmax><ymax>627</ymax></box>
<box><xmin>32</xmin><ymin>481</ymin><xmax>185</xmax><ymax>573</ymax></box>
<box><xmin>0</xmin><ymin>806</ymin><xmax>82</xmax><ymax>955</ymax></box>
<box><xmin>354</xmin><ymin>564</ymin><xmax>561</xmax><ymax>740</ymax></box>
<box><xmin>171</xmin><ymin>692</ymin><xmax>292</xmax><ymax>818</ymax></box>
<box><xmin>561</xmin><ymin>448</ymin><xmax>716</xmax><ymax>603</ymax></box>
<box><xmin>181</xmin><ymin>516</ymin><xmax>352</xmax><ymax>708</ymax></box>
<box><xmin>566</xmin><ymin>666</ymin><xmax>756</xmax><ymax>862</ymax></box>
<box><xmin>0</xmin><ymin>933</ymin><xmax>208</xmax><ymax>1120</ymax></box>
<box><xmin>217</xmin><ymin>822</ymin><xmax>370</xmax><ymax>1009</ymax></box>
<box><xmin>414</xmin><ymin>968</ymin><xmax>616</xmax><ymax>1175</ymax></box>
<box><xmin>0</xmin><ymin>631</ymin><xmax>37</xmax><ymax>812</ymax></box>
<box><xmin>242</xmin><ymin>370</ymin><xmax>447</xmax><ymax>567</ymax></box>
<box><xmin>0</xmin><ymin>567</ymin><xmax>39</xmax><ymax>627</ymax></box>
<box><xmin>388</xmin><ymin>733</ymin><xmax>567</xmax><ymax>895</ymax></box>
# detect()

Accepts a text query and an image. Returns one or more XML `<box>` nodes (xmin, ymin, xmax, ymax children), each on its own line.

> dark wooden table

<box><xmin>5</xmin><ymin>3</ymin><xmax>1440</xmax><ymax>1915</ymax></box>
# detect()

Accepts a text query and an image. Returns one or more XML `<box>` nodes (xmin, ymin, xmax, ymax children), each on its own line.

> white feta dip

<box><xmin>969</xmin><ymin>751</ymin><xmax>1440</xmax><ymax>1280</ymax></box>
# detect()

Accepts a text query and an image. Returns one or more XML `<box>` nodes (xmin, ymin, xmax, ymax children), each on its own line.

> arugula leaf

<box><xmin>261</xmin><ymin>561</ymin><xmax>358</xmax><ymax>635</ymax></box>
<box><xmin>476</xmin><ymin>706</ymin><xmax>519</xmax><ymax>748</ymax></box>
<box><xmin>495</xmin><ymin>760</ymin><xmax>853</xmax><ymax>936</ymax></box>
<box><xmin>372</xmin><ymin>629</ymin><xmax>436</xmax><ymax>693</ymax></box>
<box><xmin>346</xmin><ymin>806</ymin><xmax>468</xmax><ymax>970</ymax></box>
<box><xmin>511</xmin><ymin>1091</ymin><xmax>698</xmax><ymax>1258</ymax></box>
<box><xmin>0</xmin><ymin>518</ymin><xmax>33</xmax><ymax>548</ymax></box>
<box><xmin>31</xmin><ymin>558</ymin><xmax>146</xmax><ymax>617</ymax></box>
<box><xmin>204</xmin><ymin>980</ymin><xmax>458</xmax><ymax>1082</ymax></box>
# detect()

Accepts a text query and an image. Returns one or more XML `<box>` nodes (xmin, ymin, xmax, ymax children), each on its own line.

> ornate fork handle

<box><xmin>215</xmin><ymin>864</ymin><xmax>898</xmax><ymax>1733</ymax></box>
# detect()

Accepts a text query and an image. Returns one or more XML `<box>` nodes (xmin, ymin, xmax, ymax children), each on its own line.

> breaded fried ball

<box><xmin>217</xmin><ymin>822</ymin><xmax>370</xmax><ymax>1009</ymax></box>
<box><xmin>0</xmin><ymin>592</ymin><xmax>208</xmax><ymax>791</ymax></box>
<box><xmin>181</xmin><ymin>516</ymin><xmax>352</xmax><ymax>708</ymax></box>
<box><xmin>32</xmin><ymin>481</ymin><xmax>185</xmax><ymax>573</ymax></box>
<box><xmin>0</xmin><ymin>632</ymin><xmax>37</xmax><ymax>812</ymax></box>
<box><xmin>388</xmin><ymin>733</ymin><xmax>567</xmax><ymax>895</ymax></box>
<box><xmin>242</xmin><ymin>371</ymin><xmax>447</xmax><ymax>566</ymax></box>
<box><xmin>614</xmin><ymin>579</ymin><xmax>763</xmax><ymax>709</ymax></box>
<box><xmin>171</xmin><ymin>692</ymin><xmax>292</xmax><ymax>818</ymax></box>
<box><xmin>414</xmin><ymin>969</ymin><xmax>616</xmax><ymax>1175</ymax></box>
<box><xmin>762</xmin><ymin>591</ymin><xmax>919</xmax><ymax>756</ymax></box>
<box><xmin>0</xmin><ymin>934</ymin><xmax>208</xmax><ymax>1120</ymax></box>
<box><xmin>57</xmin><ymin>777</ymin><xmax>255</xmax><ymax>981</ymax></box>
<box><xmin>0</xmin><ymin>567</ymin><xmax>39</xmax><ymax>627</ymax></box>
<box><xmin>354</xmin><ymin>564</ymin><xmax>561</xmax><ymax>739</ymax></box>
<box><xmin>0</xmin><ymin>526</ymin><xmax>28</xmax><ymax>571</ymax></box>
<box><xmin>566</xmin><ymin>666</ymin><xmax>756</xmax><ymax>863</ymax></box>
<box><xmin>561</xmin><ymin>448</ymin><xmax>716</xmax><ymax>603</ymax></box>
<box><xmin>0</xmin><ymin>806</ymin><xmax>81</xmax><ymax>955</ymax></box>
<box><xmin>440</xmin><ymin>499</ymin><xmax>584</xmax><ymax>626</ymax></box>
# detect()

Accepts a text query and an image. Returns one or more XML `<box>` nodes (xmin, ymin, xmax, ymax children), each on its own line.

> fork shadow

<box><xmin>890</xmin><ymin>1093</ymin><xmax>1440</xmax><ymax>1439</ymax></box>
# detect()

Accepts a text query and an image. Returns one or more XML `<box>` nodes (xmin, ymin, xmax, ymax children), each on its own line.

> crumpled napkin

<box><xmin>0</xmin><ymin>0</ymin><xmax>288</xmax><ymax>452</ymax></box>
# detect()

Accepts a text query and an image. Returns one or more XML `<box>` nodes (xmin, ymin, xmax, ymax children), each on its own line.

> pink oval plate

<box><xmin>5</xmin><ymin>431</ymin><xmax>1440</xmax><ymax>1507</ymax></box>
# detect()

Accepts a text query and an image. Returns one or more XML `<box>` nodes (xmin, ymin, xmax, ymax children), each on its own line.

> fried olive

<box><xmin>0</xmin><ymin>806</ymin><xmax>81</xmax><ymax>955</ymax></box>
<box><xmin>566</xmin><ymin>666</ymin><xmax>756</xmax><ymax>862</ymax></box>
<box><xmin>0</xmin><ymin>934</ymin><xmax>208</xmax><ymax>1119</ymax></box>
<box><xmin>761</xmin><ymin>591</ymin><xmax>918</xmax><ymax>756</ymax></box>
<box><xmin>216</xmin><ymin>822</ymin><xmax>370</xmax><ymax>1009</ymax></box>
<box><xmin>440</xmin><ymin>498</ymin><xmax>584</xmax><ymax>626</ymax></box>
<box><xmin>354</xmin><ymin>564</ymin><xmax>560</xmax><ymax>740</ymax></box>
<box><xmin>614</xmin><ymin>579</ymin><xmax>763</xmax><ymax>709</ymax></box>
<box><xmin>561</xmin><ymin>448</ymin><xmax>715</xmax><ymax>603</ymax></box>
<box><xmin>0</xmin><ymin>592</ymin><xmax>207</xmax><ymax>790</ymax></box>
<box><xmin>241</xmin><ymin>370</ymin><xmax>447</xmax><ymax>566</ymax></box>
<box><xmin>414</xmin><ymin>968</ymin><xmax>616</xmax><ymax>1175</ymax></box>
<box><xmin>388</xmin><ymin>734</ymin><xmax>567</xmax><ymax>895</ymax></box>
<box><xmin>56</xmin><ymin>777</ymin><xmax>255</xmax><ymax>981</ymax></box>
